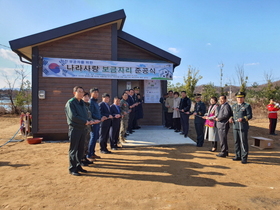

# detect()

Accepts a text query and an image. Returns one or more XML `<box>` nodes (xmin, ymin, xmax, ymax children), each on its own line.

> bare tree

<box><xmin>2</xmin><ymin>65</ymin><xmax>29</xmax><ymax>114</ymax></box>
<box><xmin>2</xmin><ymin>72</ymin><xmax>19</xmax><ymax>114</ymax></box>
<box><xmin>183</xmin><ymin>65</ymin><xmax>203</xmax><ymax>100</ymax></box>
<box><xmin>235</xmin><ymin>64</ymin><xmax>248</xmax><ymax>93</ymax></box>
<box><xmin>219</xmin><ymin>62</ymin><xmax>225</xmax><ymax>95</ymax></box>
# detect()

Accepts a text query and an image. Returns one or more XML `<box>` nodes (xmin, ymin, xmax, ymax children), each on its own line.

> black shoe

<box><xmin>69</xmin><ymin>171</ymin><xmax>81</xmax><ymax>176</ymax></box>
<box><xmin>136</xmin><ymin>126</ymin><xmax>141</xmax><ymax>129</ymax></box>
<box><xmin>84</xmin><ymin>158</ymin><xmax>94</xmax><ymax>164</ymax></box>
<box><xmin>169</xmin><ymin>127</ymin><xmax>174</xmax><ymax>129</ymax></box>
<box><xmin>174</xmin><ymin>130</ymin><xmax>180</xmax><ymax>132</ymax></box>
<box><xmin>77</xmin><ymin>167</ymin><xmax>87</xmax><ymax>173</ymax></box>
<box><xmin>180</xmin><ymin>132</ymin><xmax>184</xmax><ymax>135</ymax></box>
<box><xmin>81</xmin><ymin>161</ymin><xmax>88</xmax><ymax>166</ymax></box>
<box><xmin>209</xmin><ymin>148</ymin><xmax>217</xmax><ymax>152</ymax></box>
<box><xmin>184</xmin><ymin>135</ymin><xmax>188</xmax><ymax>138</ymax></box>
<box><xmin>216</xmin><ymin>153</ymin><xmax>227</xmax><ymax>157</ymax></box>
<box><xmin>129</xmin><ymin>132</ymin><xmax>133</xmax><ymax>134</ymax></box>
<box><xmin>232</xmin><ymin>157</ymin><xmax>241</xmax><ymax>161</ymax></box>
<box><xmin>241</xmin><ymin>159</ymin><xmax>247</xmax><ymax>164</ymax></box>
<box><xmin>101</xmin><ymin>150</ymin><xmax>112</xmax><ymax>154</ymax></box>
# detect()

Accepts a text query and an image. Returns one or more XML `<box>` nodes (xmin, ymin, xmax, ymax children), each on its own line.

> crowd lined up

<box><xmin>160</xmin><ymin>90</ymin><xmax>253</xmax><ymax>164</ymax></box>
<box><xmin>65</xmin><ymin>86</ymin><xmax>143</xmax><ymax>176</ymax></box>
<box><xmin>65</xmin><ymin>85</ymin><xmax>280</xmax><ymax>176</ymax></box>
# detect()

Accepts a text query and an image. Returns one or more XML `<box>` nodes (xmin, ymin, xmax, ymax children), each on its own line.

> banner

<box><xmin>144</xmin><ymin>80</ymin><xmax>161</xmax><ymax>103</ymax></box>
<box><xmin>42</xmin><ymin>57</ymin><xmax>173</xmax><ymax>80</ymax></box>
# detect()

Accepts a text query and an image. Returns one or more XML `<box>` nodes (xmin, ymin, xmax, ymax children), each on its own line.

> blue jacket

<box><xmin>90</xmin><ymin>98</ymin><xmax>101</xmax><ymax>120</ymax></box>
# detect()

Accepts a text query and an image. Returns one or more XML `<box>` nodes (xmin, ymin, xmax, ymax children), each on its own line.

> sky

<box><xmin>0</xmin><ymin>0</ymin><xmax>279</xmax><ymax>89</ymax></box>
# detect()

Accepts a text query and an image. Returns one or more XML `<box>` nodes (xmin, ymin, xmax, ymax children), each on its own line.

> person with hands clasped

<box><xmin>98</xmin><ymin>93</ymin><xmax>113</xmax><ymax>154</ymax></box>
<box><xmin>192</xmin><ymin>94</ymin><xmax>206</xmax><ymax>147</ymax></box>
<box><xmin>87</xmin><ymin>87</ymin><xmax>102</xmax><ymax>162</ymax></box>
<box><xmin>203</xmin><ymin>96</ymin><xmax>219</xmax><ymax>152</ymax></box>
<box><xmin>172</xmin><ymin>92</ymin><xmax>181</xmax><ymax>133</ymax></box>
<box><xmin>109</xmin><ymin>96</ymin><xmax>122</xmax><ymax>150</ymax></box>
<box><xmin>179</xmin><ymin>91</ymin><xmax>192</xmax><ymax>138</ymax></box>
<box><xmin>229</xmin><ymin>92</ymin><xmax>252</xmax><ymax>164</ymax></box>
<box><xmin>215</xmin><ymin>95</ymin><xmax>232</xmax><ymax>157</ymax></box>
<box><xmin>65</xmin><ymin>86</ymin><xmax>95</xmax><ymax>176</ymax></box>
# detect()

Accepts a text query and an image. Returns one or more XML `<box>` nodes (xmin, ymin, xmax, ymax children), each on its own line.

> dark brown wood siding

<box><xmin>117</xmin><ymin>38</ymin><xmax>168</xmax><ymax>126</ymax></box>
<box><xmin>36</xmin><ymin>26</ymin><xmax>112</xmax><ymax>137</ymax></box>
<box><xmin>118</xmin><ymin>39</ymin><xmax>164</xmax><ymax>60</ymax></box>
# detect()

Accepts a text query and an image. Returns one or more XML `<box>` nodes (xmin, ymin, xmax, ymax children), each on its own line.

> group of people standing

<box><xmin>161</xmin><ymin>91</ymin><xmax>253</xmax><ymax>164</ymax></box>
<box><xmin>65</xmin><ymin>86</ymin><xmax>143</xmax><ymax>176</ymax></box>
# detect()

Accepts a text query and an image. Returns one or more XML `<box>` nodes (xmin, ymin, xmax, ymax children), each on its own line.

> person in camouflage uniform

<box><xmin>229</xmin><ymin>92</ymin><xmax>252</xmax><ymax>164</ymax></box>
<box><xmin>119</xmin><ymin>92</ymin><xmax>130</xmax><ymax>143</ymax></box>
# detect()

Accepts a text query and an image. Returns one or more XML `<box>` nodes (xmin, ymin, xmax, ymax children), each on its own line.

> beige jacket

<box><xmin>165</xmin><ymin>96</ymin><xmax>174</xmax><ymax>113</ymax></box>
<box><xmin>172</xmin><ymin>97</ymin><xmax>181</xmax><ymax>118</ymax></box>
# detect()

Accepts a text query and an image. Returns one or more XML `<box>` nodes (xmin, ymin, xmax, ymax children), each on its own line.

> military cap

<box><xmin>90</xmin><ymin>87</ymin><xmax>99</xmax><ymax>93</ymax></box>
<box><xmin>134</xmin><ymin>86</ymin><xmax>140</xmax><ymax>90</ymax></box>
<box><xmin>102</xmin><ymin>93</ymin><xmax>110</xmax><ymax>98</ymax></box>
<box><xmin>194</xmin><ymin>93</ymin><xmax>202</xmax><ymax>97</ymax></box>
<box><xmin>235</xmin><ymin>91</ymin><xmax>246</xmax><ymax>98</ymax></box>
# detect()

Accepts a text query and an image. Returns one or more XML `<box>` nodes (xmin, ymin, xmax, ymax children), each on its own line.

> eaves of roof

<box><xmin>9</xmin><ymin>9</ymin><xmax>126</xmax><ymax>61</ymax></box>
<box><xmin>118</xmin><ymin>31</ymin><xmax>181</xmax><ymax>67</ymax></box>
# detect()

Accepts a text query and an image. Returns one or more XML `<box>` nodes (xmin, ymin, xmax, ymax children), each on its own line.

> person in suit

<box><xmin>133</xmin><ymin>86</ymin><xmax>141</xmax><ymax>129</ymax></box>
<box><xmin>229</xmin><ymin>92</ymin><xmax>252</xmax><ymax>164</ymax></box>
<box><xmin>203</xmin><ymin>96</ymin><xmax>219</xmax><ymax>152</ymax></box>
<box><xmin>98</xmin><ymin>93</ymin><xmax>113</xmax><ymax>154</ymax></box>
<box><xmin>179</xmin><ymin>91</ymin><xmax>192</xmax><ymax>138</ymax></box>
<box><xmin>65</xmin><ymin>86</ymin><xmax>94</xmax><ymax>176</ymax></box>
<box><xmin>135</xmin><ymin>93</ymin><xmax>144</xmax><ymax>124</ymax></box>
<box><xmin>109</xmin><ymin>96</ymin><xmax>122</xmax><ymax>150</ymax></box>
<box><xmin>215</xmin><ymin>95</ymin><xmax>233</xmax><ymax>157</ymax></box>
<box><xmin>192</xmin><ymin>94</ymin><xmax>206</xmax><ymax>147</ymax></box>
<box><xmin>127</xmin><ymin>89</ymin><xmax>138</xmax><ymax>134</ymax></box>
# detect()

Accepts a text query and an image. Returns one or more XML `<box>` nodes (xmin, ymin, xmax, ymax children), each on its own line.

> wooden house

<box><xmin>9</xmin><ymin>9</ymin><xmax>181</xmax><ymax>140</ymax></box>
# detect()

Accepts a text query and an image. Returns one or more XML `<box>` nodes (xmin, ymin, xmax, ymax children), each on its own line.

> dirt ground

<box><xmin>0</xmin><ymin>114</ymin><xmax>280</xmax><ymax>210</ymax></box>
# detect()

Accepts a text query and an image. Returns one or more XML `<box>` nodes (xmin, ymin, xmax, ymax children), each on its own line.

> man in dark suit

<box><xmin>109</xmin><ymin>96</ymin><xmax>122</xmax><ymax>150</ymax></box>
<box><xmin>192</xmin><ymin>94</ymin><xmax>206</xmax><ymax>147</ymax></box>
<box><xmin>179</xmin><ymin>91</ymin><xmax>192</xmax><ymax>138</ymax></box>
<box><xmin>127</xmin><ymin>89</ymin><xmax>137</xmax><ymax>134</ymax></box>
<box><xmin>132</xmin><ymin>86</ymin><xmax>141</xmax><ymax>129</ymax></box>
<box><xmin>215</xmin><ymin>95</ymin><xmax>233</xmax><ymax>157</ymax></box>
<box><xmin>98</xmin><ymin>93</ymin><xmax>113</xmax><ymax>154</ymax></box>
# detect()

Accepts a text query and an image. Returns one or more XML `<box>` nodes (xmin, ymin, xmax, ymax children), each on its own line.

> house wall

<box><xmin>117</xmin><ymin>38</ymin><xmax>170</xmax><ymax>125</ymax></box>
<box><xmin>35</xmin><ymin>25</ymin><xmax>112</xmax><ymax>139</ymax></box>
<box><xmin>33</xmin><ymin>25</ymin><xmax>172</xmax><ymax>139</ymax></box>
